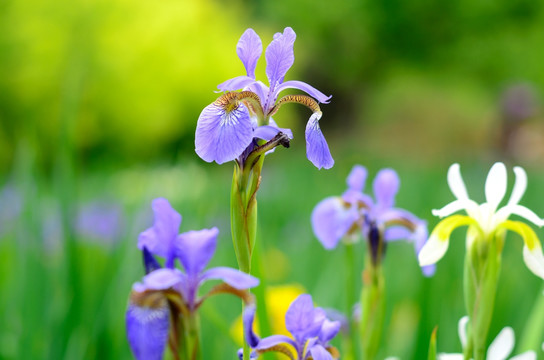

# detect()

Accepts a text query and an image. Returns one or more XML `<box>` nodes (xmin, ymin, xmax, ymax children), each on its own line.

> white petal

<box><xmin>510</xmin><ymin>351</ymin><xmax>536</xmax><ymax>360</ymax></box>
<box><xmin>485</xmin><ymin>162</ymin><xmax>507</xmax><ymax>212</ymax></box>
<box><xmin>433</xmin><ymin>199</ymin><xmax>481</xmax><ymax>219</ymax></box>
<box><xmin>418</xmin><ymin>235</ymin><xmax>449</xmax><ymax>266</ymax></box>
<box><xmin>523</xmin><ymin>245</ymin><xmax>544</xmax><ymax>280</ymax></box>
<box><xmin>487</xmin><ymin>326</ymin><xmax>514</xmax><ymax>360</ymax></box>
<box><xmin>437</xmin><ymin>354</ymin><xmax>464</xmax><ymax>360</ymax></box>
<box><xmin>508</xmin><ymin>205</ymin><xmax>544</xmax><ymax>227</ymax></box>
<box><xmin>448</xmin><ymin>163</ymin><xmax>469</xmax><ymax>200</ymax></box>
<box><xmin>458</xmin><ymin>316</ymin><xmax>469</xmax><ymax>349</ymax></box>
<box><xmin>507</xmin><ymin>166</ymin><xmax>528</xmax><ymax>207</ymax></box>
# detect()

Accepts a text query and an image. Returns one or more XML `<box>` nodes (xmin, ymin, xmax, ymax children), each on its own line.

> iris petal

<box><xmin>508</xmin><ymin>166</ymin><xmax>528</xmax><ymax>206</ymax></box>
<box><xmin>447</xmin><ymin>163</ymin><xmax>469</xmax><ymax>200</ymax></box>
<box><xmin>373</xmin><ymin>168</ymin><xmax>400</xmax><ymax>210</ymax></box>
<box><xmin>237</xmin><ymin>28</ymin><xmax>262</xmax><ymax>78</ymax></box>
<box><xmin>276</xmin><ymin>80</ymin><xmax>332</xmax><ymax>104</ymax></box>
<box><xmin>265</xmin><ymin>27</ymin><xmax>296</xmax><ymax>88</ymax></box>
<box><xmin>311</xmin><ymin>197</ymin><xmax>359</xmax><ymax>250</ymax></box>
<box><xmin>176</xmin><ymin>227</ymin><xmax>219</xmax><ymax>276</ymax></box>
<box><xmin>217</xmin><ymin>76</ymin><xmax>257</xmax><ymax>92</ymax></box>
<box><xmin>487</xmin><ymin>326</ymin><xmax>514</xmax><ymax>360</ymax></box>
<box><xmin>195</xmin><ymin>102</ymin><xmax>254</xmax><ymax>164</ymax></box>
<box><xmin>126</xmin><ymin>298</ymin><xmax>170</xmax><ymax>360</ymax></box>
<box><xmin>485</xmin><ymin>162</ymin><xmax>508</xmax><ymax>211</ymax></box>
<box><xmin>200</xmin><ymin>266</ymin><xmax>259</xmax><ymax>289</ymax></box>
<box><xmin>309</xmin><ymin>344</ymin><xmax>334</xmax><ymax>360</ymax></box>
<box><xmin>346</xmin><ymin>165</ymin><xmax>367</xmax><ymax>192</ymax></box>
<box><xmin>305</xmin><ymin>112</ymin><xmax>334</xmax><ymax>170</ymax></box>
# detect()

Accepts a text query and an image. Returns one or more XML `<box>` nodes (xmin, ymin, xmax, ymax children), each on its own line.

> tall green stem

<box><xmin>360</xmin><ymin>256</ymin><xmax>385</xmax><ymax>360</ymax></box>
<box><xmin>180</xmin><ymin>312</ymin><xmax>201</xmax><ymax>360</ymax></box>
<box><xmin>344</xmin><ymin>243</ymin><xmax>359</xmax><ymax>360</ymax></box>
<box><xmin>463</xmin><ymin>234</ymin><xmax>502</xmax><ymax>360</ymax></box>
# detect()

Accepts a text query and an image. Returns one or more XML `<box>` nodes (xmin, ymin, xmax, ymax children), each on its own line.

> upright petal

<box><xmin>373</xmin><ymin>168</ymin><xmax>400</xmax><ymax>210</ymax></box>
<box><xmin>285</xmin><ymin>294</ymin><xmax>325</xmax><ymax>342</ymax></box>
<box><xmin>176</xmin><ymin>227</ymin><xmax>219</xmax><ymax>276</ymax></box>
<box><xmin>311</xmin><ymin>197</ymin><xmax>359</xmax><ymax>250</ymax></box>
<box><xmin>487</xmin><ymin>326</ymin><xmax>514</xmax><ymax>360</ymax></box>
<box><xmin>305</xmin><ymin>112</ymin><xmax>334</xmax><ymax>170</ymax></box>
<box><xmin>275</xmin><ymin>80</ymin><xmax>332</xmax><ymax>104</ymax></box>
<box><xmin>485</xmin><ymin>162</ymin><xmax>507</xmax><ymax>211</ymax></box>
<box><xmin>200</xmin><ymin>266</ymin><xmax>259</xmax><ymax>289</ymax></box>
<box><xmin>134</xmin><ymin>268</ymin><xmax>185</xmax><ymax>292</ymax></box>
<box><xmin>237</xmin><ymin>29</ymin><xmax>262</xmax><ymax>79</ymax></box>
<box><xmin>318</xmin><ymin>319</ymin><xmax>341</xmax><ymax>344</ymax></box>
<box><xmin>447</xmin><ymin>163</ymin><xmax>469</xmax><ymax>200</ymax></box>
<box><xmin>126</xmin><ymin>293</ymin><xmax>170</xmax><ymax>360</ymax></box>
<box><xmin>347</xmin><ymin>165</ymin><xmax>367</xmax><ymax>192</ymax></box>
<box><xmin>457</xmin><ymin>316</ymin><xmax>469</xmax><ymax>349</ymax></box>
<box><xmin>138</xmin><ymin>198</ymin><xmax>182</xmax><ymax>260</ymax></box>
<box><xmin>507</xmin><ymin>166</ymin><xmax>528</xmax><ymax>206</ymax></box>
<box><xmin>195</xmin><ymin>102</ymin><xmax>254</xmax><ymax>164</ymax></box>
<box><xmin>265</xmin><ymin>27</ymin><xmax>296</xmax><ymax>88</ymax></box>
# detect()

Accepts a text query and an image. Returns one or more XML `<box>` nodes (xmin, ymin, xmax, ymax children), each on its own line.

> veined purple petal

<box><xmin>269</xmin><ymin>118</ymin><xmax>294</xmax><ymax>139</ymax></box>
<box><xmin>195</xmin><ymin>102</ymin><xmax>254</xmax><ymax>164</ymax></box>
<box><xmin>308</xmin><ymin>344</ymin><xmax>334</xmax><ymax>360</ymax></box>
<box><xmin>243</xmin><ymin>304</ymin><xmax>260</xmax><ymax>347</ymax></box>
<box><xmin>137</xmin><ymin>198</ymin><xmax>181</xmax><ymax>262</ymax></box>
<box><xmin>200</xmin><ymin>266</ymin><xmax>259</xmax><ymax>289</ymax></box>
<box><xmin>217</xmin><ymin>76</ymin><xmax>257</xmax><ymax>92</ymax></box>
<box><xmin>255</xmin><ymin>335</ymin><xmax>297</xmax><ymax>351</ymax></box>
<box><xmin>134</xmin><ymin>268</ymin><xmax>184</xmax><ymax>292</ymax></box>
<box><xmin>265</xmin><ymin>27</ymin><xmax>296</xmax><ymax>88</ymax></box>
<box><xmin>247</xmin><ymin>81</ymin><xmax>269</xmax><ymax>105</ymax></box>
<box><xmin>126</xmin><ymin>301</ymin><xmax>170</xmax><ymax>360</ymax></box>
<box><xmin>311</xmin><ymin>197</ymin><xmax>359</xmax><ymax>250</ymax></box>
<box><xmin>319</xmin><ymin>319</ymin><xmax>341</xmax><ymax>344</ymax></box>
<box><xmin>176</xmin><ymin>227</ymin><xmax>219</xmax><ymax>276</ymax></box>
<box><xmin>276</xmin><ymin>80</ymin><xmax>332</xmax><ymax>104</ymax></box>
<box><xmin>237</xmin><ymin>29</ymin><xmax>262</xmax><ymax>78</ymax></box>
<box><xmin>373</xmin><ymin>168</ymin><xmax>400</xmax><ymax>210</ymax></box>
<box><xmin>305</xmin><ymin>113</ymin><xmax>334</xmax><ymax>170</ymax></box>
<box><xmin>347</xmin><ymin>165</ymin><xmax>368</xmax><ymax>192</ymax></box>
<box><xmin>285</xmin><ymin>295</ymin><xmax>325</xmax><ymax>343</ymax></box>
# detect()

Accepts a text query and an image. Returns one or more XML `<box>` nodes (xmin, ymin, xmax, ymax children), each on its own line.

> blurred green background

<box><xmin>1</xmin><ymin>0</ymin><xmax>544</xmax><ymax>359</ymax></box>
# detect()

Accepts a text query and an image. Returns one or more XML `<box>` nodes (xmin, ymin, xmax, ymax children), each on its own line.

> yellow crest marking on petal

<box><xmin>432</xmin><ymin>215</ymin><xmax>478</xmax><ymax>241</ymax></box>
<box><xmin>497</xmin><ymin>220</ymin><xmax>540</xmax><ymax>251</ymax></box>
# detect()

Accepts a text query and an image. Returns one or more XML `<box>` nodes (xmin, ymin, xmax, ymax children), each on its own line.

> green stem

<box><xmin>344</xmin><ymin>243</ymin><xmax>359</xmax><ymax>360</ymax></box>
<box><xmin>360</xmin><ymin>256</ymin><xmax>385</xmax><ymax>360</ymax></box>
<box><xmin>181</xmin><ymin>312</ymin><xmax>201</xmax><ymax>360</ymax></box>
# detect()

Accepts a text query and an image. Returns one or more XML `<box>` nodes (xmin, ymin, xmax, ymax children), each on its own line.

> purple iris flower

<box><xmin>311</xmin><ymin>165</ymin><xmax>435</xmax><ymax>276</ymax></box>
<box><xmin>241</xmin><ymin>294</ymin><xmax>341</xmax><ymax>360</ymax></box>
<box><xmin>195</xmin><ymin>27</ymin><xmax>334</xmax><ymax>170</ymax></box>
<box><xmin>126</xmin><ymin>198</ymin><xmax>259</xmax><ymax>360</ymax></box>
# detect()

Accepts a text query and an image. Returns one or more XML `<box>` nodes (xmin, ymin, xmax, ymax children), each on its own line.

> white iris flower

<box><xmin>419</xmin><ymin>162</ymin><xmax>544</xmax><ymax>279</ymax></box>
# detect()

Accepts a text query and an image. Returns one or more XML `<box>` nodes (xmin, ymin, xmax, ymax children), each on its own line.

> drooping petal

<box><xmin>485</xmin><ymin>162</ymin><xmax>508</xmax><ymax>211</ymax></box>
<box><xmin>200</xmin><ymin>266</ymin><xmax>259</xmax><ymax>289</ymax></box>
<box><xmin>126</xmin><ymin>294</ymin><xmax>170</xmax><ymax>360</ymax></box>
<box><xmin>133</xmin><ymin>268</ymin><xmax>184</xmax><ymax>292</ymax></box>
<box><xmin>265</xmin><ymin>27</ymin><xmax>296</xmax><ymax>89</ymax></box>
<box><xmin>497</xmin><ymin>220</ymin><xmax>544</xmax><ymax>279</ymax></box>
<box><xmin>373</xmin><ymin>168</ymin><xmax>399</xmax><ymax>210</ymax></box>
<box><xmin>138</xmin><ymin>198</ymin><xmax>182</xmax><ymax>261</ymax></box>
<box><xmin>242</xmin><ymin>304</ymin><xmax>260</xmax><ymax>347</ymax></box>
<box><xmin>176</xmin><ymin>227</ymin><xmax>219</xmax><ymax>276</ymax></box>
<box><xmin>237</xmin><ymin>29</ymin><xmax>262</xmax><ymax>78</ymax></box>
<box><xmin>285</xmin><ymin>294</ymin><xmax>325</xmax><ymax>343</ymax></box>
<box><xmin>346</xmin><ymin>165</ymin><xmax>367</xmax><ymax>192</ymax></box>
<box><xmin>311</xmin><ymin>197</ymin><xmax>360</xmax><ymax>250</ymax></box>
<box><xmin>447</xmin><ymin>163</ymin><xmax>469</xmax><ymax>200</ymax></box>
<box><xmin>275</xmin><ymin>80</ymin><xmax>332</xmax><ymax>104</ymax></box>
<box><xmin>308</xmin><ymin>344</ymin><xmax>334</xmax><ymax>360</ymax></box>
<box><xmin>418</xmin><ymin>215</ymin><xmax>477</xmax><ymax>266</ymax></box>
<box><xmin>495</xmin><ymin>204</ymin><xmax>544</xmax><ymax>228</ymax></box>
<box><xmin>217</xmin><ymin>76</ymin><xmax>257</xmax><ymax>92</ymax></box>
<box><xmin>195</xmin><ymin>102</ymin><xmax>254</xmax><ymax>164</ymax></box>
<box><xmin>487</xmin><ymin>326</ymin><xmax>514</xmax><ymax>360</ymax></box>
<box><xmin>305</xmin><ymin>112</ymin><xmax>334</xmax><ymax>170</ymax></box>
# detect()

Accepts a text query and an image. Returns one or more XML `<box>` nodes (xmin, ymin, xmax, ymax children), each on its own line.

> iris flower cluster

<box><xmin>126</xmin><ymin>198</ymin><xmax>259</xmax><ymax>360</ymax></box>
<box><xmin>312</xmin><ymin>164</ymin><xmax>432</xmax><ymax>273</ymax></box>
<box><xmin>195</xmin><ymin>27</ymin><xmax>334</xmax><ymax>169</ymax></box>
<box><xmin>241</xmin><ymin>294</ymin><xmax>340</xmax><ymax>360</ymax></box>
